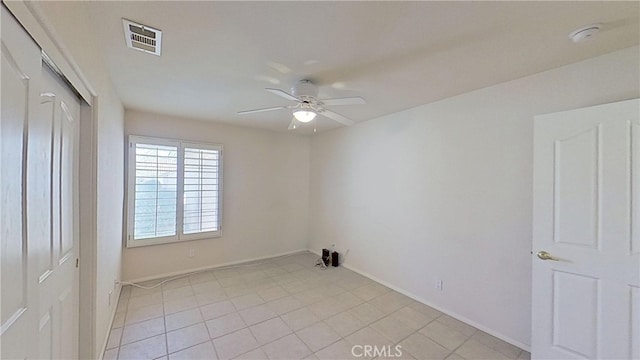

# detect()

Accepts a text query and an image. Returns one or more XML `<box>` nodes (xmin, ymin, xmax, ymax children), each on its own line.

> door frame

<box><xmin>2</xmin><ymin>2</ymin><xmax>99</xmax><ymax>358</ymax></box>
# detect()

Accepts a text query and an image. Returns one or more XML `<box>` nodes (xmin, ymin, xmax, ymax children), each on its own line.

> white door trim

<box><xmin>2</xmin><ymin>2</ymin><xmax>99</xmax><ymax>358</ymax></box>
<box><xmin>78</xmin><ymin>97</ymin><xmax>99</xmax><ymax>360</ymax></box>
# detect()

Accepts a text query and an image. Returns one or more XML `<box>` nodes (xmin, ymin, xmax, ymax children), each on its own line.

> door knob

<box><xmin>536</xmin><ymin>251</ymin><xmax>560</xmax><ymax>261</ymax></box>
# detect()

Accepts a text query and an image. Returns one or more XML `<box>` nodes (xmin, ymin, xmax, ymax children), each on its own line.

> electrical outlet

<box><xmin>188</xmin><ymin>249</ymin><xmax>195</xmax><ymax>258</ymax></box>
<box><xmin>435</xmin><ymin>279</ymin><xmax>444</xmax><ymax>291</ymax></box>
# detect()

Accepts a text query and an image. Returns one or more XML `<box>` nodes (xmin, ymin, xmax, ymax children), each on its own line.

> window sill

<box><xmin>126</xmin><ymin>231</ymin><xmax>222</xmax><ymax>248</ymax></box>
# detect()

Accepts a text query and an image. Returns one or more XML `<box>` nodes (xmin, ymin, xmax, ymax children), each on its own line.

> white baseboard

<box><xmin>98</xmin><ymin>283</ymin><xmax>123</xmax><ymax>360</ymax></box>
<box><xmin>308</xmin><ymin>248</ymin><xmax>531</xmax><ymax>352</ymax></box>
<box><xmin>104</xmin><ymin>249</ymin><xmax>307</xmax><ymax>358</ymax></box>
<box><xmin>123</xmin><ymin>248</ymin><xmax>309</xmax><ymax>284</ymax></box>
<box><xmin>120</xmin><ymin>247</ymin><xmax>530</xmax><ymax>353</ymax></box>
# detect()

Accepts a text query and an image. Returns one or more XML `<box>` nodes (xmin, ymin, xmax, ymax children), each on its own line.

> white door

<box><xmin>37</xmin><ymin>63</ymin><xmax>81</xmax><ymax>359</ymax></box>
<box><xmin>1</xmin><ymin>6</ymin><xmax>43</xmax><ymax>359</ymax></box>
<box><xmin>1</xmin><ymin>6</ymin><xmax>81</xmax><ymax>359</ymax></box>
<box><xmin>532</xmin><ymin>99</ymin><xmax>640</xmax><ymax>359</ymax></box>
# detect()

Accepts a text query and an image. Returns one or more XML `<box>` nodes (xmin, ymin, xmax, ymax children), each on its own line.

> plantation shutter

<box><xmin>132</xmin><ymin>142</ymin><xmax>178</xmax><ymax>240</ymax></box>
<box><xmin>183</xmin><ymin>145</ymin><xmax>221</xmax><ymax>235</ymax></box>
<box><xmin>127</xmin><ymin>136</ymin><xmax>223</xmax><ymax>247</ymax></box>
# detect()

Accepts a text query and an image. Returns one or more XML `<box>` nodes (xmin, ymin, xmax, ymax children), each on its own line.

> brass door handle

<box><xmin>536</xmin><ymin>251</ymin><xmax>560</xmax><ymax>261</ymax></box>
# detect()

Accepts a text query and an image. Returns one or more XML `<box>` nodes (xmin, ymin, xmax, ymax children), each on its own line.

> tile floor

<box><xmin>104</xmin><ymin>252</ymin><xmax>530</xmax><ymax>360</ymax></box>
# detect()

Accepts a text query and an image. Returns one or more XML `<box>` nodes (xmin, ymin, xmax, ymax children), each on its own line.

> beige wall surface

<box><xmin>308</xmin><ymin>46</ymin><xmax>639</xmax><ymax>349</ymax></box>
<box><xmin>123</xmin><ymin>110</ymin><xmax>311</xmax><ymax>281</ymax></box>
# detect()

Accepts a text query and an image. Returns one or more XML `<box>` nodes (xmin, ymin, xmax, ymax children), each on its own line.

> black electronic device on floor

<box><xmin>322</xmin><ymin>249</ymin><xmax>330</xmax><ymax>266</ymax></box>
<box><xmin>331</xmin><ymin>251</ymin><xmax>339</xmax><ymax>267</ymax></box>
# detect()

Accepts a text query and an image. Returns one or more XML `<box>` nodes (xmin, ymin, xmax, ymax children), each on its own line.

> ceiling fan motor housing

<box><xmin>292</xmin><ymin>80</ymin><xmax>318</xmax><ymax>100</ymax></box>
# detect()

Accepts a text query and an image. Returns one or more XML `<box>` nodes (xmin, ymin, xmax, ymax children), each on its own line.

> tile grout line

<box><xmin>112</xmin><ymin>288</ymin><xmax>129</xmax><ymax>359</ymax></box>
<box><xmin>110</xmin><ymin>253</ymin><xmax>526</xmax><ymax>360</ymax></box>
<box><xmin>114</xmin><ymin>288</ymin><xmax>130</xmax><ymax>359</ymax></box>
<box><xmin>192</xmin><ymin>276</ymin><xmax>222</xmax><ymax>360</ymax></box>
<box><xmin>161</xmin><ymin>282</ymin><xmax>169</xmax><ymax>358</ymax></box>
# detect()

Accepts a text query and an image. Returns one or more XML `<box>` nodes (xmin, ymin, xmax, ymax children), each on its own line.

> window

<box><xmin>126</xmin><ymin>136</ymin><xmax>222</xmax><ymax>247</ymax></box>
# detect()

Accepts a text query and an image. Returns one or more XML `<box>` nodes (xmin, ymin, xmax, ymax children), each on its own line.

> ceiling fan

<box><xmin>238</xmin><ymin>79</ymin><xmax>366</xmax><ymax>130</ymax></box>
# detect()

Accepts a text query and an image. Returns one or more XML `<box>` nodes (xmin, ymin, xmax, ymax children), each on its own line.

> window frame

<box><xmin>126</xmin><ymin>135</ymin><xmax>223</xmax><ymax>248</ymax></box>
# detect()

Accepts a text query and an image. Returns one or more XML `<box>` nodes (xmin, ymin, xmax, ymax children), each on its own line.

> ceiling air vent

<box><xmin>122</xmin><ymin>19</ymin><xmax>162</xmax><ymax>56</ymax></box>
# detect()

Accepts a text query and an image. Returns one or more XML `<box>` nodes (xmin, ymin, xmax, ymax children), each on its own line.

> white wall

<box><xmin>123</xmin><ymin>110</ymin><xmax>310</xmax><ymax>281</ymax></box>
<box><xmin>309</xmin><ymin>46</ymin><xmax>639</xmax><ymax>348</ymax></box>
<box><xmin>29</xmin><ymin>2</ymin><xmax>126</xmax><ymax>358</ymax></box>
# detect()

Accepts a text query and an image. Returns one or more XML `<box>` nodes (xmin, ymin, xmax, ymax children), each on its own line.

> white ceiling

<box><xmin>85</xmin><ymin>1</ymin><xmax>639</xmax><ymax>134</ymax></box>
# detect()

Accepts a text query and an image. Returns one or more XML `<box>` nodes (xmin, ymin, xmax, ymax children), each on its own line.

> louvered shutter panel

<box><xmin>183</xmin><ymin>147</ymin><xmax>220</xmax><ymax>234</ymax></box>
<box><xmin>133</xmin><ymin>143</ymin><xmax>178</xmax><ymax>239</ymax></box>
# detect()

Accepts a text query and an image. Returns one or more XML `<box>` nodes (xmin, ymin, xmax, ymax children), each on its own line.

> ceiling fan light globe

<box><xmin>293</xmin><ymin>110</ymin><xmax>316</xmax><ymax>123</ymax></box>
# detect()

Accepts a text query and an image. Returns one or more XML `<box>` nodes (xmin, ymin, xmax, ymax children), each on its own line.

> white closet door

<box><xmin>1</xmin><ymin>6</ymin><xmax>81</xmax><ymax>359</ymax></box>
<box><xmin>1</xmin><ymin>6</ymin><xmax>43</xmax><ymax>359</ymax></box>
<box><xmin>36</xmin><ymin>64</ymin><xmax>81</xmax><ymax>360</ymax></box>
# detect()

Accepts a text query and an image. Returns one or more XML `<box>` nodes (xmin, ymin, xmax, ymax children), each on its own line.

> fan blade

<box><xmin>237</xmin><ymin>106</ymin><xmax>286</xmax><ymax>115</ymax></box>
<box><xmin>320</xmin><ymin>109</ymin><xmax>355</xmax><ymax>126</ymax></box>
<box><xmin>321</xmin><ymin>96</ymin><xmax>366</xmax><ymax>106</ymax></box>
<box><xmin>265</xmin><ymin>88</ymin><xmax>299</xmax><ymax>102</ymax></box>
<box><xmin>287</xmin><ymin>118</ymin><xmax>296</xmax><ymax>130</ymax></box>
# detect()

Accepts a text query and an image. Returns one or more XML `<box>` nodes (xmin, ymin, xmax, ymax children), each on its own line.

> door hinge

<box><xmin>76</xmin><ymin>258</ymin><xmax>79</xmax><ymax>268</ymax></box>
